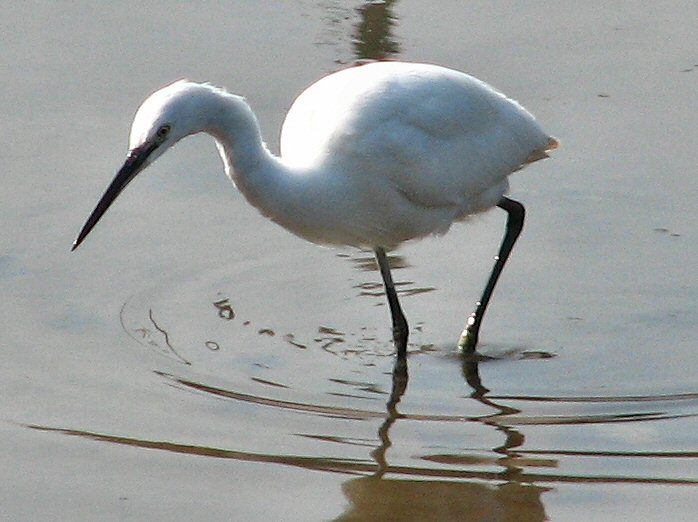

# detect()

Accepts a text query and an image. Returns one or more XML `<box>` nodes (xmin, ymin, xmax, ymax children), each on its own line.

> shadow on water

<box><xmin>33</xmin><ymin>243</ymin><xmax>698</xmax><ymax>520</ymax></box>
<box><xmin>352</xmin><ymin>0</ymin><xmax>400</xmax><ymax>61</ymax></box>
<box><xmin>316</xmin><ymin>0</ymin><xmax>400</xmax><ymax>65</ymax></box>
<box><xmin>38</xmin><ymin>229</ymin><xmax>698</xmax><ymax>521</ymax></box>
<box><xmin>337</xmin><ymin>356</ymin><xmax>548</xmax><ymax>521</ymax></box>
<box><xmin>26</xmin><ymin>343</ymin><xmax>698</xmax><ymax>520</ymax></box>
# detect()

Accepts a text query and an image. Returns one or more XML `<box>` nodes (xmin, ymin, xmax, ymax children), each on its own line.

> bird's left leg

<box><xmin>375</xmin><ymin>247</ymin><xmax>409</xmax><ymax>357</ymax></box>
<box><xmin>459</xmin><ymin>197</ymin><xmax>525</xmax><ymax>353</ymax></box>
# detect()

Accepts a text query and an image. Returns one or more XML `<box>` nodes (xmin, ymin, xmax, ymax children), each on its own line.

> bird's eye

<box><xmin>156</xmin><ymin>125</ymin><xmax>171</xmax><ymax>139</ymax></box>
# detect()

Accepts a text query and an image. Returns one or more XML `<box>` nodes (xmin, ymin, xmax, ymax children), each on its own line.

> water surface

<box><xmin>3</xmin><ymin>1</ymin><xmax>698</xmax><ymax>520</ymax></box>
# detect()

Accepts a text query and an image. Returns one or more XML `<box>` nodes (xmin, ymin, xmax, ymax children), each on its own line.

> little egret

<box><xmin>72</xmin><ymin>61</ymin><xmax>558</xmax><ymax>355</ymax></box>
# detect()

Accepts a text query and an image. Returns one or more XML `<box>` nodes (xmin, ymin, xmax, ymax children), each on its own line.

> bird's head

<box><xmin>128</xmin><ymin>80</ymin><xmax>213</xmax><ymax>164</ymax></box>
<box><xmin>71</xmin><ymin>80</ymin><xmax>212</xmax><ymax>251</ymax></box>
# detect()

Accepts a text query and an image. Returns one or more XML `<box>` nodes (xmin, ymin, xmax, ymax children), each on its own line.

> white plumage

<box><xmin>73</xmin><ymin>61</ymin><xmax>558</xmax><ymax>354</ymax></box>
<box><xmin>279</xmin><ymin>62</ymin><xmax>556</xmax><ymax>247</ymax></box>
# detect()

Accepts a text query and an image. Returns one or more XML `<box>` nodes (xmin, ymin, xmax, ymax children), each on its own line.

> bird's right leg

<box><xmin>375</xmin><ymin>247</ymin><xmax>409</xmax><ymax>357</ymax></box>
<box><xmin>459</xmin><ymin>197</ymin><xmax>525</xmax><ymax>353</ymax></box>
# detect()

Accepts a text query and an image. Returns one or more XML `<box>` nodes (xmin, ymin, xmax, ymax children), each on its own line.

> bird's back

<box><xmin>281</xmin><ymin>62</ymin><xmax>555</xmax><ymax>216</ymax></box>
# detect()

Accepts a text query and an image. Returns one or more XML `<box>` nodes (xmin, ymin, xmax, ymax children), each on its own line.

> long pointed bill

<box><xmin>71</xmin><ymin>141</ymin><xmax>159</xmax><ymax>251</ymax></box>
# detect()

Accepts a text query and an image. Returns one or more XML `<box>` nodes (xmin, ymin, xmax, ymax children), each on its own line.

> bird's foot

<box><xmin>458</xmin><ymin>311</ymin><xmax>481</xmax><ymax>354</ymax></box>
<box><xmin>458</xmin><ymin>326</ymin><xmax>479</xmax><ymax>354</ymax></box>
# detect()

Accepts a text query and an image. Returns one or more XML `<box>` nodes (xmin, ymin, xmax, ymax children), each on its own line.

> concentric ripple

<box><xmin>88</xmin><ymin>254</ymin><xmax>698</xmax><ymax>493</ymax></box>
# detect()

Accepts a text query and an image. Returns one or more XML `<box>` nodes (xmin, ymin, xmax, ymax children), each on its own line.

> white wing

<box><xmin>281</xmin><ymin>62</ymin><xmax>556</xmax><ymax>216</ymax></box>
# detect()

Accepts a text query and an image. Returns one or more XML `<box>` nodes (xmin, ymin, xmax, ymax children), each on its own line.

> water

<box><xmin>3</xmin><ymin>1</ymin><xmax>698</xmax><ymax>520</ymax></box>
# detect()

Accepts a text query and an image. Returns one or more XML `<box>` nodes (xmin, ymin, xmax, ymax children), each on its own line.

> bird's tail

<box><xmin>518</xmin><ymin>136</ymin><xmax>560</xmax><ymax>169</ymax></box>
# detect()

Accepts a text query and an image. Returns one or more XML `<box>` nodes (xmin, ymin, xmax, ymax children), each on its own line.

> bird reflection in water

<box><xmin>335</xmin><ymin>352</ymin><xmax>549</xmax><ymax>522</ymax></box>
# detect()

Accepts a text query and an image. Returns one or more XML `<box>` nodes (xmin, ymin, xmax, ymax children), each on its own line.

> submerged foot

<box><xmin>458</xmin><ymin>315</ymin><xmax>479</xmax><ymax>353</ymax></box>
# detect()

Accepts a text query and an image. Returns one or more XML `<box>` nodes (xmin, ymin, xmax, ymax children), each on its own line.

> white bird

<box><xmin>72</xmin><ymin>61</ymin><xmax>558</xmax><ymax>355</ymax></box>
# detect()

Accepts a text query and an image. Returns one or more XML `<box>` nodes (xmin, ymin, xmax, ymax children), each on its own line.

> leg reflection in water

<box><xmin>371</xmin><ymin>353</ymin><xmax>408</xmax><ymax>478</ymax></box>
<box><xmin>338</xmin><ymin>353</ymin><xmax>548</xmax><ymax>522</ymax></box>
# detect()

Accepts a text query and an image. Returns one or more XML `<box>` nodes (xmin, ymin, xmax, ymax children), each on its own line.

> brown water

<box><xmin>4</xmin><ymin>1</ymin><xmax>698</xmax><ymax>520</ymax></box>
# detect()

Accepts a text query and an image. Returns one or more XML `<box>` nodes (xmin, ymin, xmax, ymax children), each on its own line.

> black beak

<box><xmin>71</xmin><ymin>141</ymin><xmax>158</xmax><ymax>251</ymax></box>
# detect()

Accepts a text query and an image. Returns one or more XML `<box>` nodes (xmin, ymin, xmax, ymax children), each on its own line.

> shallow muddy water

<box><xmin>3</xmin><ymin>1</ymin><xmax>698</xmax><ymax>520</ymax></box>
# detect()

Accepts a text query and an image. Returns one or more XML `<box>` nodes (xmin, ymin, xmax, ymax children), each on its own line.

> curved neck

<box><xmin>205</xmin><ymin>93</ymin><xmax>292</xmax><ymax>212</ymax></box>
<box><xmin>206</xmin><ymin>94</ymin><xmax>273</xmax><ymax>181</ymax></box>
<box><xmin>199</xmin><ymin>89</ymin><xmax>342</xmax><ymax>246</ymax></box>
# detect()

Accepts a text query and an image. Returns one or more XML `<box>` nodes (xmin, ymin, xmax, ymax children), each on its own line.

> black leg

<box><xmin>459</xmin><ymin>197</ymin><xmax>525</xmax><ymax>353</ymax></box>
<box><xmin>375</xmin><ymin>247</ymin><xmax>408</xmax><ymax>356</ymax></box>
